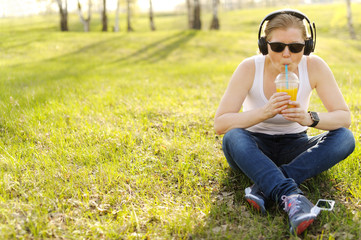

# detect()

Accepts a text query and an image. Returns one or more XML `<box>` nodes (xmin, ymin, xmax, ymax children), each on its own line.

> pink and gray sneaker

<box><xmin>244</xmin><ymin>185</ymin><xmax>267</xmax><ymax>214</ymax></box>
<box><xmin>282</xmin><ymin>194</ymin><xmax>318</xmax><ymax>235</ymax></box>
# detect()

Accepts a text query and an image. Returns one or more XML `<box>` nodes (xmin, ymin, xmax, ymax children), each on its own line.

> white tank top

<box><xmin>244</xmin><ymin>55</ymin><xmax>312</xmax><ymax>135</ymax></box>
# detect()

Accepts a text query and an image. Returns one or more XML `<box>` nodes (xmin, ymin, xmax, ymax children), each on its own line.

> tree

<box><xmin>192</xmin><ymin>0</ymin><xmax>201</xmax><ymax>30</ymax></box>
<box><xmin>127</xmin><ymin>0</ymin><xmax>134</xmax><ymax>31</ymax></box>
<box><xmin>114</xmin><ymin>0</ymin><xmax>121</xmax><ymax>32</ymax></box>
<box><xmin>186</xmin><ymin>0</ymin><xmax>193</xmax><ymax>29</ymax></box>
<box><xmin>77</xmin><ymin>0</ymin><xmax>92</xmax><ymax>32</ymax></box>
<box><xmin>210</xmin><ymin>0</ymin><xmax>220</xmax><ymax>30</ymax></box>
<box><xmin>101</xmin><ymin>0</ymin><xmax>108</xmax><ymax>31</ymax></box>
<box><xmin>55</xmin><ymin>0</ymin><xmax>68</xmax><ymax>31</ymax></box>
<box><xmin>149</xmin><ymin>0</ymin><xmax>156</xmax><ymax>31</ymax></box>
<box><xmin>346</xmin><ymin>0</ymin><xmax>356</xmax><ymax>39</ymax></box>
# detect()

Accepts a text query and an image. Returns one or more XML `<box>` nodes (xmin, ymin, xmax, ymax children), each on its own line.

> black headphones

<box><xmin>258</xmin><ymin>9</ymin><xmax>316</xmax><ymax>55</ymax></box>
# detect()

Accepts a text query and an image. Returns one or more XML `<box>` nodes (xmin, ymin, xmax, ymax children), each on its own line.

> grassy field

<box><xmin>0</xmin><ymin>3</ymin><xmax>361</xmax><ymax>239</ymax></box>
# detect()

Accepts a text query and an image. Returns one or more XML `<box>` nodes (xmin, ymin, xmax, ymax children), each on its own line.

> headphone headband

<box><xmin>257</xmin><ymin>9</ymin><xmax>316</xmax><ymax>55</ymax></box>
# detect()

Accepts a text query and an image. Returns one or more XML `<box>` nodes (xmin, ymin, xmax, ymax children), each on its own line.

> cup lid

<box><xmin>275</xmin><ymin>72</ymin><xmax>299</xmax><ymax>83</ymax></box>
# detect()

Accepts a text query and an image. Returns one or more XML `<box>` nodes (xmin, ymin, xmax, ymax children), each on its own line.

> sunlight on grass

<box><xmin>0</xmin><ymin>3</ymin><xmax>360</xmax><ymax>239</ymax></box>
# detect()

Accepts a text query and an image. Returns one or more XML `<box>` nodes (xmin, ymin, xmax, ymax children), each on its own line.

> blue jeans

<box><xmin>222</xmin><ymin>128</ymin><xmax>355</xmax><ymax>203</ymax></box>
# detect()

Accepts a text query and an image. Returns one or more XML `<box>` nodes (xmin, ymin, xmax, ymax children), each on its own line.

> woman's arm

<box><xmin>214</xmin><ymin>57</ymin><xmax>291</xmax><ymax>135</ymax></box>
<box><xmin>281</xmin><ymin>55</ymin><xmax>351</xmax><ymax>130</ymax></box>
<box><xmin>309</xmin><ymin>55</ymin><xmax>351</xmax><ymax>129</ymax></box>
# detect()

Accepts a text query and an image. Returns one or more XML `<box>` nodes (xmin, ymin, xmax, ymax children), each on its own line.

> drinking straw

<box><xmin>285</xmin><ymin>64</ymin><xmax>289</xmax><ymax>89</ymax></box>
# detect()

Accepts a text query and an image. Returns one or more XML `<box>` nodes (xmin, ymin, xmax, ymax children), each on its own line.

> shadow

<box><xmin>0</xmin><ymin>17</ymin><xmax>58</xmax><ymax>32</ymax></box>
<box><xmin>41</xmin><ymin>35</ymin><xmax>127</xmax><ymax>65</ymax></box>
<box><xmin>113</xmin><ymin>30</ymin><xmax>198</xmax><ymax>64</ymax></box>
<box><xmin>2</xmin><ymin>35</ymin><xmax>127</xmax><ymax>110</ymax></box>
<box><xmin>1</xmin><ymin>25</ymin><xmax>58</xmax><ymax>51</ymax></box>
<box><xmin>7</xmin><ymin>26</ymin><xmax>58</xmax><ymax>34</ymax></box>
<box><xmin>8</xmin><ymin>34</ymin><xmax>126</xmax><ymax>69</ymax></box>
<box><xmin>191</xmin><ymin>166</ymin><xmax>358</xmax><ymax>239</ymax></box>
<box><xmin>190</xmin><ymin>168</ymin><xmax>289</xmax><ymax>239</ymax></box>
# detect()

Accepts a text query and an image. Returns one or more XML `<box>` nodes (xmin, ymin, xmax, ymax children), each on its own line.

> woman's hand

<box><xmin>262</xmin><ymin>92</ymin><xmax>291</xmax><ymax>119</ymax></box>
<box><xmin>281</xmin><ymin>101</ymin><xmax>312</xmax><ymax>126</ymax></box>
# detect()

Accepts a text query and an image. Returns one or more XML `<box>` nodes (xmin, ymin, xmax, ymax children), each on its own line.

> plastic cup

<box><xmin>275</xmin><ymin>72</ymin><xmax>299</xmax><ymax>108</ymax></box>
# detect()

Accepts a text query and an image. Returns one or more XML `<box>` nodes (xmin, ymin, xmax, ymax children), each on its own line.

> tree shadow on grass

<box><xmin>3</xmin><ymin>35</ymin><xmax>127</xmax><ymax>100</ymax></box>
<box><xmin>113</xmin><ymin>30</ymin><xmax>198</xmax><ymax>65</ymax></box>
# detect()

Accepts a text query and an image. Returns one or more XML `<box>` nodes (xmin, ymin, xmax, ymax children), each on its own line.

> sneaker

<box><xmin>245</xmin><ymin>185</ymin><xmax>267</xmax><ymax>214</ymax></box>
<box><xmin>282</xmin><ymin>194</ymin><xmax>318</xmax><ymax>235</ymax></box>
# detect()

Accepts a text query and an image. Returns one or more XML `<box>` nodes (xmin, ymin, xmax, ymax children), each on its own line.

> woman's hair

<box><xmin>264</xmin><ymin>14</ymin><xmax>307</xmax><ymax>41</ymax></box>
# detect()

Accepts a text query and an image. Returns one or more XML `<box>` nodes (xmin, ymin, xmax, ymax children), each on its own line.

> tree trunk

<box><xmin>60</xmin><ymin>10</ymin><xmax>68</xmax><ymax>31</ymax></box>
<box><xmin>186</xmin><ymin>0</ymin><xmax>193</xmax><ymax>29</ymax></box>
<box><xmin>192</xmin><ymin>0</ymin><xmax>201</xmax><ymax>30</ymax></box>
<box><xmin>114</xmin><ymin>0</ymin><xmax>120</xmax><ymax>32</ymax></box>
<box><xmin>346</xmin><ymin>0</ymin><xmax>357</xmax><ymax>39</ymax></box>
<box><xmin>102</xmin><ymin>0</ymin><xmax>108</xmax><ymax>31</ymax></box>
<box><xmin>56</xmin><ymin>0</ymin><xmax>68</xmax><ymax>31</ymax></box>
<box><xmin>210</xmin><ymin>0</ymin><xmax>219</xmax><ymax>30</ymax></box>
<box><xmin>149</xmin><ymin>0</ymin><xmax>156</xmax><ymax>31</ymax></box>
<box><xmin>127</xmin><ymin>0</ymin><xmax>134</xmax><ymax>31</ymax></box>
<box><xmin>77</xmin><ymin>0</ymin><xmax>92</xmax><ymax>32</ymax></box>
<box><xmin>237</xmin><ymin>0</ymin><xmax>242</xmax><ymax>9</ymax></box>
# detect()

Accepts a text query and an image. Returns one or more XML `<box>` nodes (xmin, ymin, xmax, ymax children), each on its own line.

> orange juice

<box><xmin>275</xmin><ymin>71</ymin><xmax>299</xmax><ymax>108</ymax></box>
<box><xmin>277</xmin><ymin>87</ymin><xmax>298</xmax><ymax>107</ymax></box>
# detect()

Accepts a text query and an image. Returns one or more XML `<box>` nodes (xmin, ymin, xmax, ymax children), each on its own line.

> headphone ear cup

<box><xmin>258</xmin><ymin>37</ymin><xmax>268</xmax><ymax>55</ymax></box>
<box><xmin>304</xmin><ymin>39</ymin><xmax>313</xmax><ymax>55</ymax></box>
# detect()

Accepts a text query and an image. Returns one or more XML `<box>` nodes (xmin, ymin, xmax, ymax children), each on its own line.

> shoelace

<box><xmin>282</xmin><ymin>195</ymin><xmax>301</xmax><ymax>218</ymax></box>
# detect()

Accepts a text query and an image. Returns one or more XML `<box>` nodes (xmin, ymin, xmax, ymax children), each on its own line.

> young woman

<box><xmin>214</xmin><ymin>9</ymin><xmax>355</xmax><ymax>235</ymax></box>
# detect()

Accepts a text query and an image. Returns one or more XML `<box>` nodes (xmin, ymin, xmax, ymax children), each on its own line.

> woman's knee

<box><xmin>223</xmin><ymin>128</ymin><xmax>249</xmax><ymax>140</ymax></box>
<box><xmin>333</xmin><ymin>127</ymin><xmax>355</xmax><ymax>143</ymax></box>
<box><xmin>222</xmin><ymin>128</ymin><xmax>257</xmax><ymax>161</ymax></box>
<box><xmin>222</xmin><ymin>128</ymin><xmax>249</xmax><ymax>148</ymax></box>
<box><xmin>222</xmin><ymin>129</ymin><xmax>247</xmax><ymax>171</ymax></box>
<box><xmin>331</xmin><ymin>127</ymin><xmax>355</xmax><ymax>155</ymax></box>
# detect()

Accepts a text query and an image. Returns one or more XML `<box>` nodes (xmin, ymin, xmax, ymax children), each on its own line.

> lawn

<box><xmin>0</xmin><ymin>3</ymin><xmax>360</xmax><ymax>239</ymax></box>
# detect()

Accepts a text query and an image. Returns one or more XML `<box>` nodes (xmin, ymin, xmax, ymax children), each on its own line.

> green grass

<box><xmin>0</xmin><ymin>3</ymin><xmax>360</xmax><ymax>239</ymax></box>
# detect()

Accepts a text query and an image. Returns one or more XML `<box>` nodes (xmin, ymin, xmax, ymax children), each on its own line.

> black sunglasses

<box><xmin>267</xmin><ymin>41</ymin><xmax>305</xmax><ymax>53</ymax></box>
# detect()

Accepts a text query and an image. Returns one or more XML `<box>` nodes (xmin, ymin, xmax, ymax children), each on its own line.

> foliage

<box><xmin>0</xmin><ymin>3</ymin><xmax>360</xmax><ymax>239</ymax></box>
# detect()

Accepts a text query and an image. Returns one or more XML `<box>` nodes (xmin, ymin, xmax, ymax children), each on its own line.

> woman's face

<box><xmin>267</xmin><ymin>27</ymin><xmax>304</xmax><ymax>73</ymax></box>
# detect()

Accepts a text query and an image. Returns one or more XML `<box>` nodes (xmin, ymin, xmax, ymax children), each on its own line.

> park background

<box><xmin>1</xmin><ymin>0</ymin><xmax>361</xmax><ymax>239</ymax></box>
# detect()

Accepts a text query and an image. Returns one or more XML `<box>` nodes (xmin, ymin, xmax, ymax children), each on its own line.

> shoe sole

<box><xmin>296</xmin><ymin>219</ymin><xmax>314</xmax><ymax>235</ymax></box>
<box><xmin>246</xmin><ymin>198</ymin><xmax>261</xmax><ymax>211</ymax></box>
<box><xmin>245</xmin><ymin>197</ymin><xmax>266</xmax><ymax>214</ymax></box>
